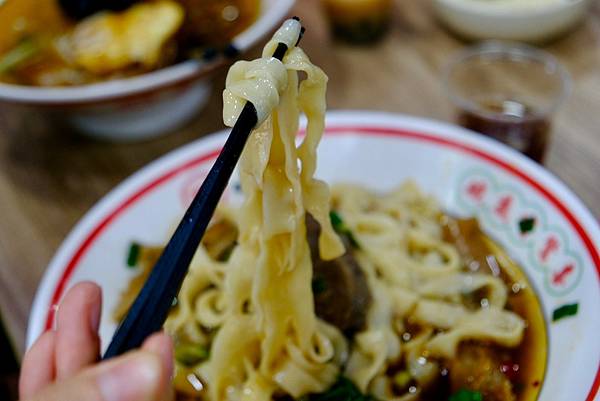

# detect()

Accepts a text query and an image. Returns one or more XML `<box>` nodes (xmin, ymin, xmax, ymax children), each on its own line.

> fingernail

<box><xmin>98</xmin><ymin>353</ymin><xmax>161</xmax><ymax>401</ymax></box>
<box><xmin>89</xmin><ymin>299</ymin><xmax>101</xmax><ymax>333</ymax></box>
<box><xmin>88</xmin><ymin>284</ymin><xmax>103</xmax><ymax>333</ymax></box>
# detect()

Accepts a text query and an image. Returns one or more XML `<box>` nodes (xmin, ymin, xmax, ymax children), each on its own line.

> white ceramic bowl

<box><xmin>27</xmin><ymin>111</ymin><xmax>600</xmax><ymax>400</ymax></box>
<box><xmin>432</xmin><ymin>0</ymin><xmax>592</xmax><ymax>43</ymax></box>
<box><xmin>0</xmin><ymin>0</ymin><xmax>295</xmax><ymax>141</ymax></box>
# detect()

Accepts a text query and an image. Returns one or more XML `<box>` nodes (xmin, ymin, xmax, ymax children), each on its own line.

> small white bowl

<box><xmin>0</xmin><ymin>0</ymin><xmax>295</xmax><ymax>141</ymax></box>
<box><xmin>432</xmin><ymin>0</ymin><xmax>592</xmax><ymax>43</ymax></box>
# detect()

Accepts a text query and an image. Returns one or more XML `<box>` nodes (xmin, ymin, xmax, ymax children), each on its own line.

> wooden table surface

<box><xmin>1</xmin><ymin>0</ymin><xmax>600</xmax><ymax>357</ymax></box>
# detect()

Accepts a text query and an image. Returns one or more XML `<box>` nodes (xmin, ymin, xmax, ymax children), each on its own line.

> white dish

<box><xmin>432</xmin><ymin>0</ymin><xmax>592</xmax><ymax>42</ymax></box>
<box><xmin>0</xmin><ymin>0</ymin><xmax>295</xmax><ymax>141</ymax></box>
<box><xmin>27</xmin><ymin>111</ymin><xmax>600</xmax><ymax>399</ymax></box>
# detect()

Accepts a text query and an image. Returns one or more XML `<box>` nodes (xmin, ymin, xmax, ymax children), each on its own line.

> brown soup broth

<box><xmin>440</xmin><ymin>217</ymin><xmax>547</xmax><ymax>401</ymax></box>
<box><xmin>505</xmin><ymin>274</ymin><xmax>547</xmax><ymax>401</ymax></box>
<box><xmin>473</xmin><ymin>233</ymin><xmax>548</xmax><ymax>401</ymax></box>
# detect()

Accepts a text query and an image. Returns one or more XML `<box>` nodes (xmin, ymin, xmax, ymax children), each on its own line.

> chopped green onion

<box><xmin>449</xmin><ymin>389</ymin><xmax>483</xmax><ymax>401</ymax></box>
<box><xmin>0</xmin><ymin>38</ymin><xmax>39</xmax><ymax>74</ymax></box>
<box><xmin>330</xmin><ymin>210</ymin><xmax>344</xmax><ymax>230</ymax></box>
<box><xmin>393</xmin><ymin>371</ymin><xmax>411</xmax><ymax>389</ymax></box>
<box><xmin>330</xmin><ymin>211</ymin><xmax>360</xmax><ymax>249</ymax></box>
<box><xmin>552</xmin><ymin>303</ymin><xmax>578</xmax><ymax>322</ymax></box>
<box><xmin>312</xmin><ymin>276</ymin><xmax>328</xmax><ymax>295</ymax></box>
<box><xmin>346</xmin><ymin>232</ymin><xmax>360</xmax><ymax>249</ymax></box>
<box><xmin>305</xmin><ymin>376</ymin><xmax>372</xmax><ymax>401</ymax></box>
<box><xmin>175</xmin><ymin>343</ymin><xmax>209</xmax><ymax>367</ymax></box>
<box><xmin>126</xmin><ymin>242</ymin><xmax>141</xmax><ymax>268</ymax></box>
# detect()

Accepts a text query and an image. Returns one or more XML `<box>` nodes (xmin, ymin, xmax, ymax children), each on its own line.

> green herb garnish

<box><xmin>330</xmin><ymin>210</ymin><xmax>344</xmax><ymax>230</ymax></box>
<box><xmin>518</xmin><ymin>217</ymin><xmax>536</xmax><ymax>234</ymax></box>
<box><xmin>346</xmin><ymin>232</ymin><xmax>360</xmax><ymax>249</ymax></box>
<box><xmin>126</xmin><ymin>242</ymin><xmax>141</xmax><ymax>268</ymax></box>
<box><xmin>312</xmin><ymin>276</ymin><xmax>328</xmax><ymax>295</ymax></box>
<box><xmin>449</xmin><ymin>389</ymin><xmax>483</xmax><ymax>401</ymax></box>
<box><xmin>330</xmin><ymin>211</ymin><xmax>360</xmax><ymax>249</ymax></box>
<box><xmin>552</xmin><ymin>303</ymin><xmax>578</xmax><ymax>322</ymax></box>
<box><xmin>0</xmin><ymin>38</ymin><xmax>39</xmax><ymax>74</ymax></box>
<box><xmin>175</xmin><ymin>343</ymin><xmax>209</xmax><ymax>367</ymax></box>
<box><xmin>304</xmin><ymin>377</ymin><xmax>372</xmax><ymax>401</ymax></box>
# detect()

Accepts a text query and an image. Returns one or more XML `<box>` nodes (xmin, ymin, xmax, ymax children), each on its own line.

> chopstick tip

<box><xmin>296</xmin><ymin>27</ymin><xmax>306</xmax><ymax>46</ymax></box>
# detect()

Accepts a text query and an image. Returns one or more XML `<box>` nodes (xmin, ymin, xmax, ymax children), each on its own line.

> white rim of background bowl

<box><xmin>0</xmin><ymin>0</ymin><xmax>295</xmax><ymax>104</ymax></box>
<box><xmin>435</xmin><ymin>0</ymin><xmax>590</xmax><ymax>17</ymax></box>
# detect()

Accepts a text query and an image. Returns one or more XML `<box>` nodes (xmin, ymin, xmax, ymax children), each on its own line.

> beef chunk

<box><xmin>306</xmin><ymin>215</ymin><xmax>371</xmax><ymax>335</ymax></box>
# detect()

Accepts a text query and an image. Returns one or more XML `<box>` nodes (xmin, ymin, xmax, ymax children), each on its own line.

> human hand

<box><xmin>19</xmin><ymin>282</ymin><xmax>174</xmax><ymax>401</ymax></box>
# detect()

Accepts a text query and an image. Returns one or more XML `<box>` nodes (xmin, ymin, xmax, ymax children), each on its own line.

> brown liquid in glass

<box><xmin>458</xmin><ymin>99</ymin><xmax>551</xmax><ymax>163</ymax></box>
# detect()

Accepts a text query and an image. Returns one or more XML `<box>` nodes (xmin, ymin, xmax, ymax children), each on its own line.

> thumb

<box><xmin>23</xmin><ymin>341</ymin><xmax>172</xmax><ymax>401</ymax></box>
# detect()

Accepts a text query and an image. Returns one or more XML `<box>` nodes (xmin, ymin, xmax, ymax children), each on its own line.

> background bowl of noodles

<box><xmin>27</xmin><ymin>111</ymin><xmax>600</xmax><ymax>400</ymax></box>
<box><xmin>0</xmin><ymin>0</ymin><xmax>295</xmax><ymax>141</ymax></box>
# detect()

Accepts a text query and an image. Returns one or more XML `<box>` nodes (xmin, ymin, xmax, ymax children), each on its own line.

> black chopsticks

<box><xmin>103</xmin><ymin>18</ymin><xmax>305</xmax><ymax>360</ymax></box>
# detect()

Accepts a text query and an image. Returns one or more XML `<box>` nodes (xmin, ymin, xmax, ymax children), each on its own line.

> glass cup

<box><xmin>443</xmin><ymin>42</ymin><xmax>571</xmax><ymax>163</ymax></box>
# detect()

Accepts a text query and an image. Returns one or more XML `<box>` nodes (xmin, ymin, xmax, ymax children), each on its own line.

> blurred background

<box><xmin>1</xmin><ymin>0</ymin><xmax>599</xmax><ymax>399</ymax></box>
